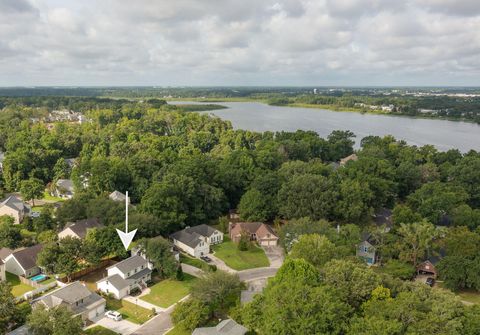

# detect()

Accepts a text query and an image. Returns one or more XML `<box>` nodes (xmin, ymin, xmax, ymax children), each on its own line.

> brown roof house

<box><xmin>0</xmin><ymin>196</ymin><xmax>30</xmax><ymax>224</ymax></box>
<box><xmin>58</xmin><ymin>218</ymin><xmax>103</xmax><ymax>240</ymax></box>
<box><xmin>229</xmin><ymin>222</ymin><xmax>279</xmax><ymax>246</ymax></box>
<box><xmin>4</xmin><ymin>244</ymin><xmax>43</xmax><ymax>278</ymax></box>
<box><xmin>35</xmin><ymin>281</ymin><xmax>106</xmax><ymax>323</ymax></box>
<box><xmin>340</xmin><ymin>153</ymin><xmax>358</xmax><ymax>166</ymax></box>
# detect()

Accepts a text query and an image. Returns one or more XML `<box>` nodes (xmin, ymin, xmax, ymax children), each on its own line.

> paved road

<box><xmin>238</xmin><ymin>267</ymin><xmax>279</xmax><ymax>282</ymax></box>
<box><xmin>89</xmin><ymin>316</ymin><xmax>140</xmax><ymax>335</ymax></box>
<box><xmin>130</xmin><ymin>311</ymin><xmax>173</xmax><ymax>335</ymax></box>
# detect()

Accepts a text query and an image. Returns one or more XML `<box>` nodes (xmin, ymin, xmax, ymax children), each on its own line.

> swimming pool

<box><xmin>30</xmin><ymin>274</ymin><xmax>47</xmax><ymax>282</ymax></box>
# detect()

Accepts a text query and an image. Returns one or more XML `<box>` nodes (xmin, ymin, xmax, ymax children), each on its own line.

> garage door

<box><xmin>88</xmin><ymin>305</ymin><xmax>105</xmax><ymax>320</ymax></box>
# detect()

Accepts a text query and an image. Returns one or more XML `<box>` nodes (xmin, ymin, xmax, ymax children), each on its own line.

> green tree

<box><xmin>396</xmin><ymin>220</ymin><xmax>440</xmax><ymax>267</ymax></box>
<box><xmin>20</xmin><ymin>177</ymin><xmax>44</xmax><ymax>207</ymax></box>
<box><xmin>274</xmin><ymin>258</ymin><xmax>320</xmax><ymax>286</ymax></box>
<box><xmin>171</xmin><ymin>298</ymin><xmax>210</xmax><ymax>332</ymax></box>
<box><xmin>290</xmin><ymin>234</ymin><xmax>336</xmax><ymax>269</ymax></box>
<box><xmin>0</xmin><ymin>281</ymin><xmax>18</xmax><ymax>332</ymax></box>
<box><xmin>0</xmin><ymin>218</ymin><xmax>22</xmax><ymax>248</ymax></box>
<box><xmin>238</xmin><ymin>188</ymin><xmax>272</xmax><ymax>222</ymax></box>
<box><xmin>140</xmin><ymin>237</ymin><xmax>178</xmax><ymax>278</ymax></box>
<box><xmin>27</xmin><ymin>305</ymin><xmax>83</xmax><ymax>335</ymax></box>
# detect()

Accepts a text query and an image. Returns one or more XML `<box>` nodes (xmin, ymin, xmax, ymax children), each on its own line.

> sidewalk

<box><xmin>123</xmin><ymin>295</ymin><xmax>165</xmax><ymax>313</ymax></box>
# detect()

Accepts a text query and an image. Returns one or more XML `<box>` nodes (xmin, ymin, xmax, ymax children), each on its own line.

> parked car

<box><xmin>105</xmin><ymin>310</ymin><xmax>122</xmax><ymax>321</ymax></box>
<box><xmin>201</xmin><ymin>256</ymin><xmax>212</xmax><ymax>263</ymax></box>
<box><xmin>425</xmin><ymin>277</ymin><xmax>435</xmax><ymax>287</ymax></box>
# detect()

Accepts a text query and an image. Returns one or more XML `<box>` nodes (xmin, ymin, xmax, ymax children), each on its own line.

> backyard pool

<box><xmin>30</xmin><ymin>274</ymin><xmax>47</xmax><ymax>282</ymax></box>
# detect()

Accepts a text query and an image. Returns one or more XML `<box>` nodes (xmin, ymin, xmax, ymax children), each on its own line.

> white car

<box><xmin>105</xmin><ymin>310</ymin><xmax>122</xmax><ymax>321</ymax></box>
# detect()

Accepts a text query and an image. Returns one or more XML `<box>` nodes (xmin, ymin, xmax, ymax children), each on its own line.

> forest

<box><xmin>1</xmin><ymin>96</ymin><xmax>480</xmax><ymax>334</ymax></box>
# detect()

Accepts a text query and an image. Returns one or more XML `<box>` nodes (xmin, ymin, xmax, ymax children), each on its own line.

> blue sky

<box><xmin>1</xmin><ymin>0</ymin><xmax>480</xmax><ymax>86</ymax></box>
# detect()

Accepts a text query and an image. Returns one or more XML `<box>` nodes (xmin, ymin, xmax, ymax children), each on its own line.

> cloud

<box><xmin>0</xmin><ymin>0</ymin><xmax>479</xmax><ymax>86</ymax></box>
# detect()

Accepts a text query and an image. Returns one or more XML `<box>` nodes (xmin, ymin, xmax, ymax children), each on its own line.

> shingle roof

<box><xmin>10</xmin><ymin>244</ymin><xmax>43</xmax><ymax>271</ymax></box>
<box><xmin>56</xmin><ymin>179</ymin><xmax>74</xmax><ymax>192</ymax></box>
<box><xmin>63</xmin><ymin>218</ymin><xmax>103</xmax><ymax>239</ymax></box>
<box><xmin>170</xmin><ymin>229</ymin><xmax>203</xmax><ymax>248</ymax></box>
<box><xmin>109</xmin><ymin>191</ymin><xmax>127</xmax><ymax>202</ymax></box>
<box><xmin>0</xmin><ymin>247</ymin><xmax>13</xmax><ymax>261</ymax></box>
<box><xmin>193</xmin><ymin>319</ymin><xmax>248</xmax><ymax>335</ymax></box>
<box><xmin>373</xmin><ymin>208</ymin><xmax>393</xmax><ymax>229</ymax></box>
<box><xmin>0</xmin><ymin>196</ymin><xmax>27</xmax><ymax>212</ymax></box>
<box><xmin>99</xmin><ymin>274</ymin><xmax>130</xmax><ymax>290</ymax></box>
<box><xmin>108</xmin><ymin>255</ymin><xmax>149</xmax><ymax>274</ymax></box>
<box><xmin>186</xmin><ymin>224</ymin><xmax>218</xmax><ymax>237</ymax></box>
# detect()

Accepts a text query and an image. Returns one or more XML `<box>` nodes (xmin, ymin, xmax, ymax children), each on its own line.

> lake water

<box><xmin>172</xmin><ymin>101</ymin><xmax>480</xmax><ymax>152</ymax></box>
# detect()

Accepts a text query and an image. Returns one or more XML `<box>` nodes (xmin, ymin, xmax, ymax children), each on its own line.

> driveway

<box><xmin>207</xmin><ymin>253</ymin><xmax>236</xmax><ymax>273</ymax></box>
<box><xmin>131</xmin><ymin>311</ymin><xmax>173</xmax><ymax>335</ymax></box>
<box><xmin>262</xmin><ymin>246</ymin><xmax>284</xmax><ymax>268</ymax></box>
<box><xmin>91</xmin><ymin>316</ymin><xmax>140</xmax><ymax>335</ymax></box>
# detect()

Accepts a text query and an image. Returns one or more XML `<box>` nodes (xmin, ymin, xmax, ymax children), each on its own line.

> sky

<box><xmin>1</xmin><ymin>0</ymin><xmax>480</xmax><ymax>86</ymax></box>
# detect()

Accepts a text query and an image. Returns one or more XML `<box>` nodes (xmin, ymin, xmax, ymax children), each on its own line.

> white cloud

<box><xmin>0</xmin><ymin>0</ymin><xmax>480</xmax><ymax>86</ymax></box>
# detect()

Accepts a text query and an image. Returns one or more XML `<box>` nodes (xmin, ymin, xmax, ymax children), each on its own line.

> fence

<box><xmin>58</xmin><ymin>258</ymin><xmax>117</xmax><ymax>283</ymax></box>
<box><xmin>15</xmin><ymin>281</ymin><xmax>57</xmax><ymax>302</ymax></box>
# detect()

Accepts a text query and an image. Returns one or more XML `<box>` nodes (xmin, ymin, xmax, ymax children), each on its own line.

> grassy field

<box><xmin>6</xmin><ymin>272</ymin><xmax>35</xmax><ymax>297</ymax></box>
<box><xmin>84</xmin><ymin>326</ymin><xmax>119</xmax><ymax>335</ymax></box>
<box><xmin>41</xmin><ymin>191</ymin><xmax>65</xmax><ymax>202</ymax></box>
<box><xmin>141</xmin><ymin>274</ymin><xmax>197</xmax><ymax>308</ymax></box>
<box><xmin>105</xmin><ymin>296</ymin><xmax>152</xmax><ymax>324</ymax></box>
<box><xmin>212</xmin><ymin>238</ymin><xmax>269</xmax><ymax>271</ymax></box>
<box><xmin>180</xmin><ymin>254</ymin><xmax>216</xmax><ymax>272</ymax></box>
<box><xmin>457</xmin><ymin>290</ymin><xmax>480</xmax><ymax>304</ymax></box>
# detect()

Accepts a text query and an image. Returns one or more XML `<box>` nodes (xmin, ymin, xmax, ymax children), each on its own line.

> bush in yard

<box><xmin>176</xmin><ymin>264</ymin><xmax>184</xmax><ymax>280</ymax></box>
<box><xmin>172</xmin><ymin>298</ymin><xmax>210</xmax><ymax>331</ymax></box>
<box><xmin>130</xmin><ymin>287</ymin><xmax>141</xmax><ymax>296</ymax></box>
<box><xmin>238</xmin><ymin>233</ymin><xmax>250</xmax><ymax>251</ymax></box>
<box><xmin>381</xmin><ymin>259</ymin><xmax>416</xmax><ymax>280</ymax></box>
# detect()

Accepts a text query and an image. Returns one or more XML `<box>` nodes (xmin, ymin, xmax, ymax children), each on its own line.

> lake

<box><xmin>172</xmin><ymin>101</ymin><xmax>480</xmax><ymax>152</ymax></box>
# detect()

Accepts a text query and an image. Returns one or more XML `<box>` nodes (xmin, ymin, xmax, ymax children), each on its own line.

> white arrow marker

<box><xmin>116</xmin><ymin>191</ymin><xmax>137</xmax><ymax>250</ymax></box>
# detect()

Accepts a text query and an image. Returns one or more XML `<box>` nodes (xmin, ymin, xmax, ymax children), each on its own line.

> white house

<box><xmin>357</xmin><ymin>233</ymin><xmax>377</xmax><ymax>266</ymax></box>
<box><xmin>97</xmin><ymin>255</ymin><xmax>153</xmax><ymax>299</ymax></box>
<box><xmin>0</xmin><ymin>196</ymin><xmax>30</xmax><ymax>225</ymax></box>
<box><xmin>170</xmin><ymin>224</ymin><xmax>223</xmax><ymax>258</ymax></box>
<box><xmin>0</xmin><ymin>259</ymin><xmax>5</xmax><ymax>281</ymax></box>
<box><xmin>35</xmin><ymin>281</ymin><xmax>106</xmax><ymax>323</ymax></box>
<box><xmin>4</xmin><ymin>244</ymin><xmax>43</xmax><ymax>277</ymax></box>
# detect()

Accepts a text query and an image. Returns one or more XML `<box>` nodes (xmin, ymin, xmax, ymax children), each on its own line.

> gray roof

<box><xmin>0</xmin><ymin>247</ymin><xmax>13</xmax><ymax>261</ymax></box>
<box><xmin>109</xmin><ymin>190</ymin><xmax>126</xmax><ymax>202</ymax></box>
<box><xmin>99</xmin><ymin>274</ymin><xmax>130</xmax><ymax>290</ymax></box>
<box><xmin>128</xmin><ymin>267</ymin><xmax>152</xmax><ymax>280</ymax></box>
<box><xmin>63</xmin><ymin>218</ymin><xmax>103</xmax><ymax>239</ymax></box>
<box><xmin>40</xmin><ymin>282</ymin><xmax>104</xmax><ymax>314</ymax></box>
<box><xmin>6</xmin><ymin>325</ymin><xmax>31</xmax><ymax>335</ymax></box>
<box><xmin>170</xmin><ymin>229</ymin><xmax>203</xmax><ymax>248</ymax></box>
<box><xmin>11</xmin><ymin>244</ymin><xmax>43</xmax><ymax>271</ymax></box>
<box><xmin>108</xmin><ymin>255</ymin><xmax>149</xmax><ymax>274</ymax></box>
<box><xmin>0</xmin><ymin>196</ymin><xmax>27</xmax><ymax>213</ymax></box>
<box><xmin>186</xmin><ymin>224</ymin><xmax>219</xmax><ymax>238</ymax></box>
<box><xmin>56</xmin><ymin>179</ymin><xmax>74</xmax><ymax>192</ymax></box>
<box><xmin>193</xmin><ymin>319</ymin><xmax>248</xmax><ymax>335</ymax></box>
<box><xmin>64</xmin><ymin>158</ymin><xmax>76</xmax><ymax>168</ymax></box>
<box><xmin>373</xmin><ymin>208</ymin><xmax>393</xmax><ymax>229</ymax></box>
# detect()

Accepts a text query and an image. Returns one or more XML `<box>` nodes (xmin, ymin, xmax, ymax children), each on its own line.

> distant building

<box><xmin>357</xmin><ymin>233</ymin><xmax>377</xmax><ymax>266</ymax></box>
<box><xmin>373</xmin><ymin>208</ymin><xmax>393</xmax><ymax>232</ymax></box>
<box><xmin>58</xmin><ymin>218</ymin><xmax>103</xmax><ymax>240</ymax></box>
<box><xmin>0</xmin><ymin>196</ymin><xmax>30</xmax><ymax>225</ymax></box>
<box><xmin>193</xmin><ymin>319</ymin><xmax>248</xmax><ymax>335</ymax></box>
<box><xmin>229</xmin><ymin>222</ymin><xmax>279</xmax><ymax>246</ymax></box>
<box><xmin>4</xmin><ymin>244</ymin><xmax>43</xmax><ymax>277</ymax></box>
<box><xmin>52</xmin><ymin>179</ymin><xmax>75</xmax><ymax>199</ymax></box>
<box><xmin>170</xmin><ymin>225</ymin><xmax>221</xmax><ymax>258</ymax></box>
<box><xmin>109</xmin><ymin>190</ymin><xmax>129</xmax><ymax>203</ymax></box>
<box><xmin>340</xmin><ymin>153</ymin><xmax>358</xmax><ymax>166</ymax></box>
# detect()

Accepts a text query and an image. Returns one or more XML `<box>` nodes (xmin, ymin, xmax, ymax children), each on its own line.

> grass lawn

<box><xmin>457</xmin><ymin>290</ymin><xmax>480</xmax><ymax>304</ymax></box>
<box><xmin>6</xmin><ymin>272</ymin><xmax>35</xmax><ymax>297</ymax></box>
<box><xmin>141</xmin><ymin>274</ymin><xmax>197</xmax><ymax>308</ymax></box>
<box><xmin>41</xmin><ymin>191</ymin><xmax>65</xmax><ymax>202</ymax></box>
<box><xmin>180</xmin><ymin>254</ymin><xmax>216</xmax><ymax>272</ymax></box>
<box><xmin>212</xmin><ymin>238</ymin><xmax>269</xmax><ymax>271</ymax></box>
<box><xmin>166</xmin><ymin>326</ymin><xmax>190</xmax><ymax>335</ymax></box>
<box><xmin>84</xmin><ymin>326</ymin><xmax>119</xmax><ymax>335</ymax></box>
<box><xmin>105</xmin><ymin>297</ymin><xmax>152</xmax><ymax>324</ymax></box>
<box><xmin>41</xmin><ymin>276</ymin><xmax>57</xmax><ymax>285</ymax></box>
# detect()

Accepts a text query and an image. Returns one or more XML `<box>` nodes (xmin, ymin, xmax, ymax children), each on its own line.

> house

<box><xmin>0</xmin><ymin>247</ymin><xmax>13</xmax><ymax>263</ymax></box>
<box><xmin>6</xmin><ymin>325</ymin><xmax>31</xmax><ymax>335</ymax></box>
<box><xmin>0</xmin><ymin>196</ymin><xmax>30</xmax><ymax>224</ymax></box>
<box><xmin>97</xmin><ymin>255</ymin><xmax>153</xmax><ymax>299</ymax></box>
<box><xmin>417</xmin><ymin>253</ymin><xmax>443</xmax><ymax>278</ymax></box>
<box><xmin>373</xmin><ymin>208</ymin><xmax>393</xmax><ymax>232</ymax></box>
<box><xmin>58</xmin><ymin>218</ymin><xmax>103</xmax><ymax>239</ymax></box>
<box><xmin>186</xmin><ymin>224</ymin><xmax>224</xmax><ymax>245</ymax></box>
<box><xmin>35</xmin><ymin>281</ymin><xmax>106</xmax><ymax>322</ymax></box>
<box><xmin>340</xmin><ymin>153</ymin><xmax>358</xmax><ymax>166</ymax></box>
<box><xmin>4</xmin><ymin>244</ymin><xmax>43</xmax><ymax>277</ymax></box>
<box><xmin>52</xmin><ymin>179</ymin><xmax>75</xmax><ymax>199</ymax></box>
<box><xmin>193</xmin><ymin>319</ymin><xmax>248</xmax><ymax>335</ymax></box>
<box><xmin>229</xmin><ymin>222</ymin><xmax>279</xmax><ymax>246</ymax></box>
<box><xmin>357</xmin><ymin>233</ymin><xmax>377</xmax><ymax>266</ymax></box>
<box><xmin>0</xmin><ymin>259</ymin><xmax>5</xmax><ymax>281</ymax></box>
<box><xmin>0</xmin><ymin>151</ymin><xmax>4</xmax><ymax>171</ymax></box>
<box><xmin>109</xmin><ymin>190</ymin><xmax>130</xmax><ymax>203</ymax></box>
<box><xmin>170</xmin><ymin>228</ymin><xmax>210</xmax><ymax>258</ymax></box>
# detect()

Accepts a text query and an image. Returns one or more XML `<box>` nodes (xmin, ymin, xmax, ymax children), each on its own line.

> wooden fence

<box><xmin>58</xmin><ymin>258</ymin><xmax>117</xmax><ymax>283</ymax></box>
